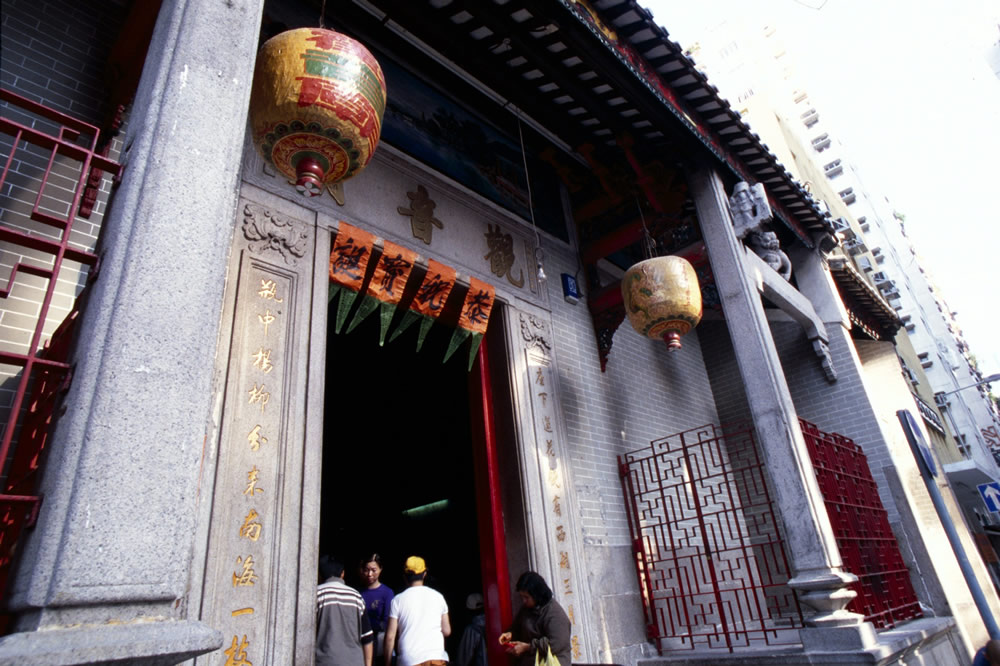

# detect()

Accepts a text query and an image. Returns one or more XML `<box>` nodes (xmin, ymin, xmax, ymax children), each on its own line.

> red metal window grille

<box><xmin>0</xmin><ymin>88</ymin><xmax>122</xmax><ymax>611</ymax></box>
<box><xmin>800</xmin><ymin>418</ymin><xmax>923</xmax><ymax>628</ymax></box>
<box><xmin>619</xmin><ymin>423</ymin><xmax>804</xmax><ymax>653</ymax></box>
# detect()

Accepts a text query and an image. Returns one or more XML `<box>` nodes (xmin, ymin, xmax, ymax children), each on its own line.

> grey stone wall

<box><xmin>0</xmin><ymin>0</ymin><xmax>125</xmax><ymax>425</ymax></box>
<box><xmin>543</xmin><ymin>241</ymin><xmax>721</xmax><ymax>662</ymax></box>
<box><xmin>699</xmin><ymin>318</ymin><xmax>753</xmax><ymax>428</ymax></box>
<box><xmin>0</xmin><ymin>0</ymin><xmax>124</xmax><ymax>123</ymax></box>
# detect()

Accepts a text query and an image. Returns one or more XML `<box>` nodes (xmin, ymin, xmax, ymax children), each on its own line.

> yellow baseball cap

<box><xmin>404</xmin><ymin>556</ymin><xmax>427</xmax><ymax>574</ymax></box>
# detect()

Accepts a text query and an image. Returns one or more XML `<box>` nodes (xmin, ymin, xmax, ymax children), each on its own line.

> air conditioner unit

<box><xmin>934</xmin><ymin>393</ymin><xmax>949</xmax><ymax>408</ymax></box>
<box><xmin>844</xmin><ymin>239</ymin><xmax>868</xmax><ymax>255</ymax></box>
<box><xmin>856</xmin><ymin>256</ymin><xmax>873</xmax><ymax>271</ymax></box>
<box><xmin>873</xmin><ymin>272</ymin><xmax>889</xmax><ymax>283</ymax></box>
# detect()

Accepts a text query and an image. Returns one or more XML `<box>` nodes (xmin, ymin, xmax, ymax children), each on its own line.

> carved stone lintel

<box><xmin>242</xmin><ymin>203</ymin><xmax>309</xmax><ymax>265</ymax></box>
<box><xmin>812</xmin><ymin>337</ymin><xmax>838</xmax><ymax>383</ymax></box>
<box><xmin>519</xmin><ymin>313</ymin><xmax>551</xmax><ymax>356</ymax></box>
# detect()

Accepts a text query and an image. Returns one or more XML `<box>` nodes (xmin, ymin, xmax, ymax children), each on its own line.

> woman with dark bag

<box><xmin>499</xmin><ymin>571</ymin><xmax>571</xmax><ymax>666</ymax></box>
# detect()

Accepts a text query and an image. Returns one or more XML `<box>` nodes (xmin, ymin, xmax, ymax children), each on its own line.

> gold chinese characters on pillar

<box><xmin>207</xmin><ymin>268</ymin><xmax>293</xmax><ymax>663</ymax></box>
<box><xmin>527</xmin><ymin>357</ymin><xmax>582</xmax><ymax>660</ymax></box>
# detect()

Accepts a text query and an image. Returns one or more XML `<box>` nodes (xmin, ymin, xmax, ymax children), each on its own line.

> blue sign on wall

<box><xmin>978</xmin><ymin>482</ymin><xmax>1000</xmax><ymax>513</ymax></box>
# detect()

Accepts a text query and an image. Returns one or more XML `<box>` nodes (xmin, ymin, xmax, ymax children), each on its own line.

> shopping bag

<box><xmin>534</xmin><ymin>645</ymin><xmax>559</xmax><ymax>666</ymax></box>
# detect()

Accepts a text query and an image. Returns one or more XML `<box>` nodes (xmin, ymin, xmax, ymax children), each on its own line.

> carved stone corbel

<box><xmin>242</xmin><ymin>203</ymin><xmax>309</xmax><ymax>264</ymax></box>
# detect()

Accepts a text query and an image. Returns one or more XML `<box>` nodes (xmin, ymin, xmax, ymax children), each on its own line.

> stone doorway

<box><xmin>318</xmin><ymin>293</ymin><xmax>510</xmax><ymax>658</ymax></box>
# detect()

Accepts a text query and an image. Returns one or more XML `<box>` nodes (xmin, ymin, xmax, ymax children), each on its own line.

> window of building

<box><xmin>958</xmin><ymin>433</ymin><xmax>971</xmax><ymax>458</ymax></box>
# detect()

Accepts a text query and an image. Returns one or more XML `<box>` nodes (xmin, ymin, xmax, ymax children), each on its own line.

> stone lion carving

<box><xmin>747</xmin><ymin>230</ymin><xmax>792</xmax><ymax>281</ymax></box>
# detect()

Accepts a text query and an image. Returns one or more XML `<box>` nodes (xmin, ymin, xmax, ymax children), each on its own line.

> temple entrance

<box><xmin>318</xmin><ymin>295</ymin><xmax>508</xmax><ymax>657</ymax></box>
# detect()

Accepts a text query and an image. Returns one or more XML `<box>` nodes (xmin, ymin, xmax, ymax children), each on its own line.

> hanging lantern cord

<box><xmin>636</xmin><ymin>196</ymin><xmax>656</xmax><ymax>260</ymax></box>
<box><xmin>319</xmin><ymin>0</ymin><xmax>327</xmax><ymax>28</ymax></box>
<box><xmin>517</xmin><ymin>115</ymin><xmax>546</xmax><ymax>284</ymax></box>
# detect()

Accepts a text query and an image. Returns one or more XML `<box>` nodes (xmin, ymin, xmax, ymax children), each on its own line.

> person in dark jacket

<box><xmin>499</xmin><ymin>571</ymin><xmax>571</xmax><ymax>666</ymax></box>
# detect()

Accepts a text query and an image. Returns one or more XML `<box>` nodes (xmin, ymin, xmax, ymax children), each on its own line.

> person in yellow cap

<box><xmin>383</xmin><ymin>556</ymin><xmax>451</xmax><ymax>666</ymax></box>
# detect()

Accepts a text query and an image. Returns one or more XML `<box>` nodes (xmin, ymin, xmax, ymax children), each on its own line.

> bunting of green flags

<box><xmin>328</xmin><ymin>227</ymin><xmax>496</xmax><ymax>369</ymax></box>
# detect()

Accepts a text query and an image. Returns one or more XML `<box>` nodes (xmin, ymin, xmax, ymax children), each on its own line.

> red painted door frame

<box><xmin>469</xmin><ymin>335</ymin><xmax>513</xmax><ymax>663</ymax></box>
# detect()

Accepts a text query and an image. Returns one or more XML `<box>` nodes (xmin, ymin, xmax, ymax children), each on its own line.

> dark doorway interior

<box><xmin>320</xmin><ymin>297</ymin><xmax>485</xmax><ymax>654</ymax></box>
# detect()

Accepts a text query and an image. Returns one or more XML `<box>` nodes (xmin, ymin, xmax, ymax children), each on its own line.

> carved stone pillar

<box><xmin>502</xmin><ymin>307</ymin><xmax>594</xmax><ymax>662</ymax></box>
<box><xmin>689</xmin><ymin>166</ymin><xmax>873</xmax><ymax>651</ymax></box>
<box><xmin>0</xmin><ymin>1</ymin><xmax>266</xmax><ymax>663</ymax></box>
<box><xmin>191</xmin><ymin>196</ymin><xmax>323</xmax><ymax>666</ymax></box>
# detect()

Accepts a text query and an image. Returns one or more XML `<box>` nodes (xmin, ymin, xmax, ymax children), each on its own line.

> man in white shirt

<box><xmin>384</xmin><ymin>555</ymin><xmax>451</xmax><ymax>666</ymax></box>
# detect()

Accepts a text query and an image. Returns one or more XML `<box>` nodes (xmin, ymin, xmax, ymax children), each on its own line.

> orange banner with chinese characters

<box><xmin>368</xmin><ymin>240</ymin><xmax>418</xmax><ymax>305</ymax></box>
<box><xmin>445</xmin><ymin>277</ymin><xmax>496</xmax><ymax>369</ymax></box>
<box><xmin>457</xmin><ymin>277</ymin><xmax>495</xmax><ymax>335</ymax></box>
<box><xmin>388</xmin><ymin>259</ymin><xmax>458</xmax><ymax>351</ymax></box>
<box><xmin>410</xmin><ymin>259</ymin><xmax>457</xmax><ymax>316</ymax></box>
<box><xmin>329</xmin><ymin>222</ymin><xmax>376</xmax><ymax>289</ymax></box>
<box><xmin>347</xmin><ymin>239</ymin><xmax>420</xmax><ymax>339</ymax></box>
<box><xmin>329</xmin><ymin>222</ymin><xmax>377</xmax><ymax>333</ymax></box>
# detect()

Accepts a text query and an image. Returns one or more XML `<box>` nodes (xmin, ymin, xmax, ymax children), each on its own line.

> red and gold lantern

<box><xmin>621</xmin><ymin>256</ymin><xmax>702</xmax><ymax>352</ymax></box>
<box><xmin>249</xmin><ymin>28</ymin><xmax>386</xmax><ymax>196</ymax></box>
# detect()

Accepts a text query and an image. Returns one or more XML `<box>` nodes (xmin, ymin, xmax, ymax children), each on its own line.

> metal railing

<box><xmin>800</xmin><ymin>419</ymin><xmax>923</xmax><ymax>628</ymax></box>
<box><xmin>0</xmin><ymin>88</ymin><xmax>122</xmax><ymax>614</ymax></box>
<box><xmin>619</xmin><ymin>423</ymin><xmax>803</xmax><ymax>653</ymax></box>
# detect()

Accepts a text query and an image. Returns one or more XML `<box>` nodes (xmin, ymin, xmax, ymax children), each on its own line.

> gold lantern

<box><xmin>249</xmin><ymin>28</ymin><xmax>386</xmax><ymax>196</ymax></box>
<box><xmin>621</xmin><ymin>256</ymin><xmax>702</xmax><ymax>351</ymax></box>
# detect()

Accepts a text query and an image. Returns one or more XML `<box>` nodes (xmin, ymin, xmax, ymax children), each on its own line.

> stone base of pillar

<box><xmin>799</xmin><ymin>623</ymin><xmax>879</xmax><ymax>651</ymax></box>
<box><xmin>0</xmin><ymin>620</ymin><xmax>221</xmax><ymax>665</ymax></box>
<box><xmin>635</xmin><ymin>617</ymin><xmax>959</xmax><ymax>665</ymax></box>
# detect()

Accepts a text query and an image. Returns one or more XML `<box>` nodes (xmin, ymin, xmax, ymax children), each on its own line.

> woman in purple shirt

<box><xmin>359</xmin><ymin>553</ymin><xmax>395</xmax><ymax>660</ymax></box>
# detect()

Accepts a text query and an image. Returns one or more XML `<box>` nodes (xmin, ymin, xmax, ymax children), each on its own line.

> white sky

<box><xmin>642</xmin><ymin>0</ymin><xmax>1000</xmax><ymax>379</ymax></box>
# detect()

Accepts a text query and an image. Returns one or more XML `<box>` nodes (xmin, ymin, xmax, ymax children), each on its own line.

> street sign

<box><xmin>978</xmin><ymin>482</ymin><xmax>1000</xmax><ymax>513</ymax></box>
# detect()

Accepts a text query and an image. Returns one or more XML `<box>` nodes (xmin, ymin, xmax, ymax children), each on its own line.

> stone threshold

<box><xmin>636</xmin><ymin>616</ymin><xmax>958</xmax><ymax>666</ymax></box>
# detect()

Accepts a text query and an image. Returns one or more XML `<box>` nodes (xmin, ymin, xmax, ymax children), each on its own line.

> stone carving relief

<box><xmin>242</xmin><ymin>203</ymin><xmax>309</xmax><ymax>264</ymax></box>
<box><xmin>812</xmin><ymin>338</ymin><xmax>838</xmax><ymax>382</ymax></box>
<box><xmin>747</xmin><ymin>230</ymin><xmax>792</xmax><ymax>282</ymax></box>
<box><xmin>397</xmin><ymin>184</ymin><xmax>443</xmax><ymax>245</ymax></box>
<box><xmin>484</xmin><ymin>224</ymin><xmax>525</xmax><ymax>288</ymax></box>
<box><xmin>728</xmin><ymin>181</ymin><xmax>772</xmax><ymax>239</ymax></box>
<box><xmin>519</xmin><ymin>312</ymin><xmax>551</xmax><ymax>357</ymax></box>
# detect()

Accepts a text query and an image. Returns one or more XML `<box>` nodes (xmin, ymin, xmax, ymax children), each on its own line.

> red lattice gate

<box><xmin>800</xmin><ymin>419</ymin><xmax>923</xmax><ymax>628</ymax></box>
<box><xmin>619</xmin><ymin>424</ymin><xmax>804</xmax><ymax>653</ymax></box>
<box><xmin>0</xmin><ymin>89</ymin><xmax>122</xmax><ymax>618</ymax></box>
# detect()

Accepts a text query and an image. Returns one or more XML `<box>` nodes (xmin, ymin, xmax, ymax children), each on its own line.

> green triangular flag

<box><xmin>415</xmin><ymin>314</ymin><xmax>436</xmax><ymax>352</ymax></box>
<box><xmin>388</xmin><ymin>309</ymin><xmax>420</xmax><ymax>344</ymax></box>
<box><xmin>378</xmin><ymin>302</ymin><xmax>399</xmax><ymax>346</ymax></box>
<box><xmin>328</xmin><ymin>282</ymin><xmax>342</xmax><ymax>303</ymax></box>
<box><xmin>334</xmin><ymin>288</ymin><xmax>360</xmax><ymax>334</ymax></box>
<box><xmin>345</xmin><ymin>293</ymin><xmax>380</xmax><ymax>334</ymax></box>
<box><xmin>443</xmin><ymin>327</ymin><xmax>472</xmax><ymax>365</ymax></box>
<box><xmin>466</xmin><ymin>332</ymin><xmax>484</xmax><ymax>371</ymax></box>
